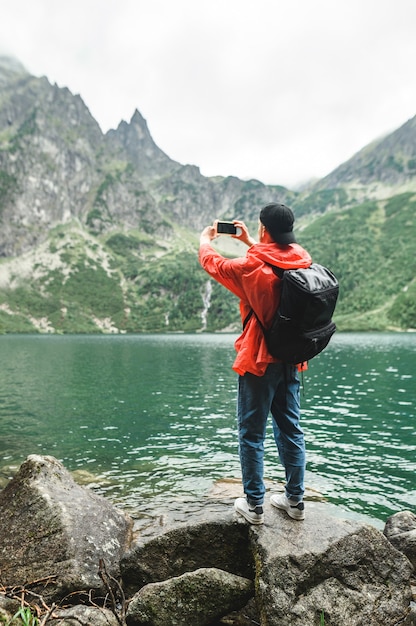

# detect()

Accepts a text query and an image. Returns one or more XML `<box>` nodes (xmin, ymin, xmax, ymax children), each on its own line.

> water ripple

<box><xmin>0</xmin><ymin>332</ymin><xmax>415</xmax><ymax>524</ymax></box>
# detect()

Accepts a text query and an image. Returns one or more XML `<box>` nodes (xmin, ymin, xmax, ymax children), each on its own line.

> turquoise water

<box><xmin>0</xmin><ymin>333</ymin><xmax>415</xmax><ymax>525</ymax></box>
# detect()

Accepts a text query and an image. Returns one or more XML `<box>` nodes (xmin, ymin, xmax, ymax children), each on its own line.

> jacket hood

<box><xmin>248</xmin><ymin>242</ymin><xmax>312</xmax><ymax>270</ymax></box>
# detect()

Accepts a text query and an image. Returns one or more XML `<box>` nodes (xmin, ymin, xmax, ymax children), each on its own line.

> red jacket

<box><xmin>199</xmin><ymin>242</ymin><xmax>312</xmax><ymax>376</ymax></box>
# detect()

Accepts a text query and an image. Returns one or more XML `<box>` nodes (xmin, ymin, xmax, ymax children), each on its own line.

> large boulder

<box><xmin>384</xmin><ymin>510</ymin><xmax>416</xmax><ymax>569</ymax></box>
<box><xmin>121</xmin><ymin>516</ymin><xmax>252</xmax><ymax>594</ymax></box>
<box><xmin>252</xmin><ymin>502</ymin><xmax>413</xmax><ymax>625</ymax></box>
<box><xmin>122</xmin><ymin>500</ymin><xmax>413</xmax><ymax>626</ymax></box>
<box><xmin>0</xmin><ymin>455</ymin><xmax>133</xmax><ymax>603</ymax></box>
<box><xmin>125</xmin><ymin>567</ymin><xmax>254</xmax><ymax>626</ymax></box>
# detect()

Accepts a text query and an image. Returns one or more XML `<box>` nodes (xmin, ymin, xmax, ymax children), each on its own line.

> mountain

<box><xmin>0</xmin><ymin>55</ymin><xmax>415</xmax><ymax>334</ymax></box>
<box><xmin>315</xmin><ymin>115</ymin><xmax>416</xmax><ymax>192</ymax></box>
<box><xmin>0</xmin><ymin>54</ymin><xmax>294</xmax><ymax>257</ymax></box>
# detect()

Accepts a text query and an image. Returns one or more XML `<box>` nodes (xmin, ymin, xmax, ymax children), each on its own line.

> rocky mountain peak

<box><xmin>106</xmin><ymin>109</ymin><xmax>178</xmax><ymax>178</ymax></box>
<box><xmin>130</xmin><ymin>107</ymin><xmax>150</xmax><ymax>130</ymax></box>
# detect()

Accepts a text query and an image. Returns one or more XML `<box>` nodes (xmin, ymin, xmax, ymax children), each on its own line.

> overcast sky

<box><xmin>1</xmin><ymin>0</ymin><xmax>416</xmax><ymax>188</ymax></box>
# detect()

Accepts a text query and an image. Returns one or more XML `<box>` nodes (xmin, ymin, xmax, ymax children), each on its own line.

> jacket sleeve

<box><xmin>199</xmin><ymin>243</ymin><xmax>248</xmax><ymax>300</ymax></box>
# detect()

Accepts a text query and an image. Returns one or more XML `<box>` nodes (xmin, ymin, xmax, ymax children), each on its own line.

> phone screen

<box><xmin>217</xmin><ymin>221</ymin><xmax>237</xmax><ymax>235</ymax></box>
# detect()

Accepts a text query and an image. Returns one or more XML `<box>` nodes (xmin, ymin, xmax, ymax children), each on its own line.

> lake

<box><xmin>0</xmin><ymin>332</ymin><xmax>415</xmax><ymax>527</ymax></box>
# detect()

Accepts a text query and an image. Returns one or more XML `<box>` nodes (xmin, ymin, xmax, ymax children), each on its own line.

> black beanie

<box><xmin>259</xmin><ymin>203</ymin><xmax>296</xmax><ymax>244</ymax></box>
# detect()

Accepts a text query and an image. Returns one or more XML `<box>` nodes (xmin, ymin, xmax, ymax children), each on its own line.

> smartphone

<box><xmin>216</xmin><ymin>221</ymin><xmax>238</xmax><ymax>235</ymax></box>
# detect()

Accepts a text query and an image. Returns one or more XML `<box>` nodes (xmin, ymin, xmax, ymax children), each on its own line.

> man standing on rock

<box><xmin>199</xmin><ymin>204</ymin><xmax>311</xmax><ymax>524</ymax></box>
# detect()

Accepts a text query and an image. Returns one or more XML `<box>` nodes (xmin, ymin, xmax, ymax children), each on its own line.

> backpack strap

<box><xmin>270</xmin><ymin>265</ymin><xmax>285</xmax><ymax>279</ymax></box>
<box><xmin>242</xmin><ymin>264</ymin><xmax>285</xmax><ymax>330</ymax></box>
<box><xmin>242</xmin><ymin>309</ymin><xmax>254</xmax><ymax>330</ymax></box>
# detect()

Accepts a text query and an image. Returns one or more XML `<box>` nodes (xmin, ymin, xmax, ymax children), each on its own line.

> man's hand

<box><xmin>232</xmin><ymin>220</ymin><xmax>257</xmax><ymax>247</ymax></box>
<box><xmin>200</xmin><ymin>225</ymin><xmax>217</xmax><ymax>245</ymax></box>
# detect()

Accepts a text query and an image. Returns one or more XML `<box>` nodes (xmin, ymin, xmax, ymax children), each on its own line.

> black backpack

<box><xmin>246</xmin><ymin>263</ymin><xmax>339</xmax><ymax>365</ymax></box>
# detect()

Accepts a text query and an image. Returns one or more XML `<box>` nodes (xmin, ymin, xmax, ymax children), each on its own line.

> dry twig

<box><xmin>0</xmin><ymin>562</ymin><xmax>128</xmax><ymax>626</ymax></box>
<box><xmin>98</xmin><ymin>558</ymin><xmax>126</xmax><ymax>626</ymax></box>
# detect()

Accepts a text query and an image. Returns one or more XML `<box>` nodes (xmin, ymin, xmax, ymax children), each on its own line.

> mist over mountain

<box><xmin>312</xmin><ymin>115</ymin><xmax>416</xmax><ymax>192</ymax></box>
<box><xmin>0</xmin><ymin>55</ymin><xmax>415</xmax><ymax>334</ymax></box>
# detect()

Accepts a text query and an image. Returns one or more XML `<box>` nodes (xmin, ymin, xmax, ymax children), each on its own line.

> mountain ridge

<box><xmin>310</xmin><ymin>114</ymin><xmax>416</xmax><ymax>196</ymax></box>
<box><xmin>0</xmin><ymin>55</ymin><xmax>415</xmax><ymax>334</ymax></box>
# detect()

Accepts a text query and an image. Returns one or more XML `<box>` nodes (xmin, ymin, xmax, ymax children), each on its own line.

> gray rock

<box><xmin>404</xmin><ymin>603</ymin><xmax>416</xmax><ymax>626</ymax></box>
<box><xmin>0</xmin><ymin>593</ymin><xmax>20</xmax><ymax>616</ymax></box>
<box><xmin>384</xmin><ymin>510</ymin><xmax>416</xmax><ymax>569</ymax></box>
<box><xmin>252</xmin><ymin>502</ymin><xmax>413</xmax><ymax>625</ymax></box>
<box><xmin>0</xmin><ymin>455</ymin><xmax>133</xmax><ymax>603</ymax></box>
<box><xmin>125</xmin><ymin>567</ymin><xmax>254</xmax><ymax>626</ymax></box>
<box><xmin>121</xmin><ymin>513</ymin><xmax>253</xmax><ymax>595</ymax></box>
<box><xmin>0</xmin><ymin>597</ymin><xmax>13</xmax><ymax>625</ymax></box>
<box><xmin>44</xmin><ymin>605</ymin><xmax>120</xmax><ymax>626</ymax></box>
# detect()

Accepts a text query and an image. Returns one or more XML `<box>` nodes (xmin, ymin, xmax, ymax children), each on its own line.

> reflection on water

<box><xmin>0</xmin><ymin>332</ymin><xmax>415</xmax><ymax>525</ymax></box>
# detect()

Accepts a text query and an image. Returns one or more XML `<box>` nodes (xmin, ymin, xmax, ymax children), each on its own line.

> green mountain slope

<box><xmin>297</xmin><ymin>192</ymin><xmax>416</xmax><ymax>330</ymax></box>
<box><xmin>0</xmin><ymin>224</ymin><xmax>240</xmax><ymax>334</ymax></box>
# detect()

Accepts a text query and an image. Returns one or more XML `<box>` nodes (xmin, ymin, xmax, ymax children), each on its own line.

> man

<box><xmin>199</xmin><ymin>203</ymin><xmax>312</xmax><ymax>524</ymax></box>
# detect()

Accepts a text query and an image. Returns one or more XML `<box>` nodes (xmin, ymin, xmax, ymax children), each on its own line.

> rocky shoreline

<box><xmin>0</xmin><ymin>455</ymin><xmax>415</xmax><ymax>625</ymax></box>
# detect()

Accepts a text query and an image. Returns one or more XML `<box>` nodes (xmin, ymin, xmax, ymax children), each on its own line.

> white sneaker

<box><xmin>270</xmin><ymin>493</ymin><xmax>305</xmax><ymax>520</ymax></box>
<box><xmin>234</xmin><ymin>497</ymin><xmax>264</xmax><ymax>525</ymax></box>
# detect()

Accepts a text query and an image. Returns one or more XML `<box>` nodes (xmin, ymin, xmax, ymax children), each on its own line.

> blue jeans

<box><xmin>237</xmin><ymin>362</ymin><xmax>305</xmax><ymax>506</ymax></box>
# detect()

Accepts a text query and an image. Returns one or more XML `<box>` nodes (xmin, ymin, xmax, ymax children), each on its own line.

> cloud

<box><xmin>1</xmin><ymin>0</ymin><xmax>416</xmax><ymax>188</ymax></box>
